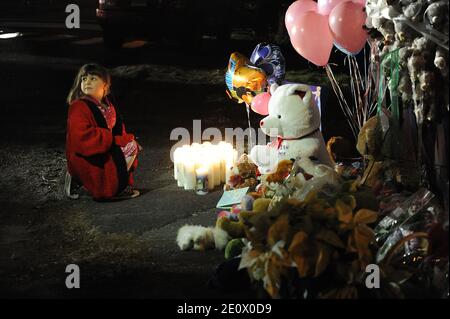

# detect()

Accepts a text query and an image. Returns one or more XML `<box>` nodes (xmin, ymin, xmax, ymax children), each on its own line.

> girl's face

<box><xmin>80</xmin><ymin>74</ymin><xmax>108</xmax><ymax>102</ymax></box>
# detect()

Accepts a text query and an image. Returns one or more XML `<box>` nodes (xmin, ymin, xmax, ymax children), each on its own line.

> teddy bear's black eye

<box><xmin>277</xmin><ymin>115</ymin><xmax>281</xmax><ymax>119</ymax></box>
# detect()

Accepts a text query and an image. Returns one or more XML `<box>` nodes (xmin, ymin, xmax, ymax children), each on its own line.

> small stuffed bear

<box><xmin>224</xmin><ymin>154</ymin><xmax>258</xmax><ymax>191</ymax></box>
<box><xmin>257</xmin><ymin>159</ymin><xmax>294</xmax><ymax>199</ymax></box>
<box><xmin>402</xmin><ymin>1</ymin><xmax>423</xmax><ymax>21</ymax></box>
<box><xmin>265</xmin><ymin>159</ymin><xmax>293</xmax><ymax>184</ymax></box>
<box><xmin>356</xmin><ymin>115</ymin><xmax>384</xmax><ymax>188</ymax></box>
<box><xmin>425</xmin><ymin>1</ymin><xmax>448</xmax><ymax>26</ymax></box>
<box><xmin>434</xmin><ymin>47</ymin><xmax>448</xmax><ymax>78</ymax></box>
<box><xmin>249</xmin><ymin>83</ymin><xmax>334</xmax><ymax>176</ymax></box>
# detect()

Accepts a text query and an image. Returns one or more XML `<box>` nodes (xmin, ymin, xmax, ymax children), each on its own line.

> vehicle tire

<box><xmin>102</xmin><ymin>27</ymin><xmax>124</xmax><ymax>49</ymax></box>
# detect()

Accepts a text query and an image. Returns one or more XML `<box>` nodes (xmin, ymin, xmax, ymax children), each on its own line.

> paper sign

<box><xmin>216</xmin><ymin>187</ymin><xmax>249</xmax><ymax>209</ymax></box>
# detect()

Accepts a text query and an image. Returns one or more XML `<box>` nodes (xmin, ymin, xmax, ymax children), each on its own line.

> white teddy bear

<box><xmin>249</xmin><ymin>83</ymin><xmax>334</xmax><ymax>175</ymax></box>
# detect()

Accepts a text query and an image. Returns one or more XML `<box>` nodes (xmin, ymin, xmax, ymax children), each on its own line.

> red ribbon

<box><xmin>269</xmin><ymin>136</ymin><xmax>301</xmax><ymax>150</ymax></box>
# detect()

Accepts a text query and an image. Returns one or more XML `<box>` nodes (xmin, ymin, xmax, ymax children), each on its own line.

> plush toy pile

<box><xmin>175</xmin><ymin>82</ymin><xmax>448</xmax><ymax>299</ymax></box>
<box><xmin>176</xmin><ymin>1</ymin><xmax>449</xmax><ymax>298</ymax></box>
<box><xmin>177</xmin><ymin>83</ymin><xmax>336</xmax><ymax>253</ymax></box>
<box><xmin>365</xmin><ymin>0</ymin><xmax>449</xmax><ymax>192</ymax></box>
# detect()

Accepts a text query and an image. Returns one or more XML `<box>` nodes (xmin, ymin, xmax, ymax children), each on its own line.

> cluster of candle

<box><xmin>173</xmin><ymin>142</ymin><xmax>238</xmax><ymax>191</ymax></box>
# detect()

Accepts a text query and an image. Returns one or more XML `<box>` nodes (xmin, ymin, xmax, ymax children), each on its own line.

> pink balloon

<box><xmin>285</xmin><ymin>0</ymin><xmax>318</xmax><ymax>36</ymax></box>
<box><xmin>329</xmin><ymin>1</ymin><xmax>368</xmax><ymax>54</ymax></box>
<box><xmin>251</xmin><ymin>92</ymin><xmax>271</xmax><ymax>115</ymax></box>
<box><xmin>289</xmin><ymin>11</ymin><xmax>334</xmax><ymax>66</ymax></box>
<box><xmin>317</xmin><ymin>0</ymin><xmax>350</xmax><ymax>15</ymax></box>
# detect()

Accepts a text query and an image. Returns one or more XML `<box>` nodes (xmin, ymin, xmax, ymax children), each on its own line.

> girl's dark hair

<box><xmin>67</xmin><ymin>63</ymin><xmax>111</xmax><ymax>105</ymax></box>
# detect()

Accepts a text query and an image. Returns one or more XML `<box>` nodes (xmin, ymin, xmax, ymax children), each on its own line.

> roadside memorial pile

<box><xmin>174</xmin><ymin>0</ymin><xmax>448</xmax><ymax>299</ymax></box>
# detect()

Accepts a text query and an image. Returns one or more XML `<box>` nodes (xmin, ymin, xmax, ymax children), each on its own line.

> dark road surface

<box><xmin>0</xmin><ymin>6</ymin><xmax>353</xmax><ymax>298</ymax></box>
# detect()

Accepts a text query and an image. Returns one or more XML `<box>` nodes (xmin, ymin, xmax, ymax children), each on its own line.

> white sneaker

<box><xmin>64</xmin><ymin>171</ymin><xmax>80</xmax><ymax>200</ymax></box>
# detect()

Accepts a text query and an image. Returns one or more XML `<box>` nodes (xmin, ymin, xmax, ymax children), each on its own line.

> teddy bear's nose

<box><xmin>260</xmin><ymin>120</ymin><xmax>264</xmax><ymax>126</ymax></box>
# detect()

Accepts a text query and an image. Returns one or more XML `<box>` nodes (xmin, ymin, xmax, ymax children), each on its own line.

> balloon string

<box><xmin>370</xmin><ymin>41</ymin><xmax>382</xmax><ymax>115</ymax></box>
<box><xmin>365</xmin><ymin>42</ymin><xmax>378</xmax><ymax>119</ymax></box>
<box><xmin>348</xmin><ymin>56</ymin><xmax>358</xmax><ymax>126</ymax></box>
<box><xmin>348</xmin><ymin>55</ymin><xmax>364</xmax><ymax>130</ymax></box>
<box><xmin>363</xmin><ymin>43</ymin><xmax>367</xmax><ymax>90</ymax></box>
<box><xmin>351</xmin><ymin>56</ymin><xmax>366</xmax><ymax>127</ymax></box>
<box><xmin>245</xmin><ymin>103</ymin><xmax>253</xmax><ymax>151</ymax></box>
<box><xmin>348</xmin><ymin>55</ymin><xmax>368</xmax><ymax>132</ymax></box>
<box><xmin>325</xmin><ymin>64</ymin><xmax>359</xmax><ymax>139</ymax></box>
<box><xmin>326</xmin><ymin>44</ymin><xmax>381</xmax><ymax>141</ymax></box>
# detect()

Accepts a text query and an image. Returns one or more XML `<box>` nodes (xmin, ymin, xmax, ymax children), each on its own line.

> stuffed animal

<box><xmin>264</xmin><ymin>159</ymin><xmax>293</xmax><ymax>184</ymax></box>
<box><xmin>176</xmin><ymin>225</ymin><xmax>230</xmax><ymax>251</ymax></box>
<box><xmin>216</xmin><ymin>198</ymin><xmax>272</xmax><ymax>239</ymax></box>
<box><xmin>224</xmin><ymin>238</ymin><xmax>246</xmax><ymax>259</ymax></box>
<box><xmin>425</xmin><ymin>1</ymin><xmax>448</xmax><ymax>26</ymax></box>
<box><xmin>249</xmin><ymin>83</ymin><xmax>334</xmax><ymax>176</ymax></box>
<box><xmin>398</xmin><ymin>71</ymin><xmax>414</xmax><ymax>101</ymax></box>
<box><xmin>177</xmin><ymin>192</ymin><xmax>265</xmax><ymax>251</ymax></box>
<box><xmin>393</xmin><ymin>16</ymin><xmax>416</xmax><ymax>43</ymax></box>
<box><xmin>419</xmin><ymin>70</ymin><xmax>435</xmax><ymax>91</ymax></box>
<box><xmin>256</xmin><ymin>159</ymin><xmax>295</xmax><ymax>199</ymax></box>
<box><xmin>434</xmin><ymin>47</ymin><xmax>448</xmax><ymax>77</ymax></box>
<box><xmin>356</xmin><ymin>115</ymin><xmax>384</xmax><ymax>188</ymax></box>
<box><xmin>402</xmin><ymin>1</ymin><xmax>424</xmax><ymax>21</ymax></box>
<box><xmin>224</xmin><ymin>154</ymin><xmax>258</xmax><ymax>191</ymax></box>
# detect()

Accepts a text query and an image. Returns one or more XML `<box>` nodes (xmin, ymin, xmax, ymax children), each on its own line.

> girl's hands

<box><xmin>114</xmin><ymin>133</ymin><xmax>135</xmax><ymax>146</ymax></box>
<box><xmin>115</xmin><ymin>133</ymin><xmax>142</xmax><ymax>153</ymax></box>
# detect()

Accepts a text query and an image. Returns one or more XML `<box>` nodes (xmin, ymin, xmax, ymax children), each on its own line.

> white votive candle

<box><xmin>213</xmin><ymin>156</ymin><xmax>221</xmax><ymax>187</ymax></box>
<box><xmin>177</xmin><ymin>145</ymin><xmax>190</xmax><ymax>187</ymax></box>
<box><xmin>206</xmin><ymin>156</ymin><xmax>215</xmax><ymax>190</ymax></box>
<box><xmin>173</xmin><ymin>147</ymin><xmax>180</xmax><ymax>180</ymax></box>
<box><xmin>195</xmin><ymin>166</ymin><xmax>209</xmax><ymax>195</ymax></box>
<box><xmin>183</xmin><ymin>152</ymin><xmax>196</xmax><ymax>190</ymax></box>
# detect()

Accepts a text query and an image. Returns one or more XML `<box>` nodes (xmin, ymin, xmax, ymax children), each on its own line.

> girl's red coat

<box><xmin>66</xmin><ymin>98</ymin><xmax>135</xmax><ymax>199</ymax></box>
